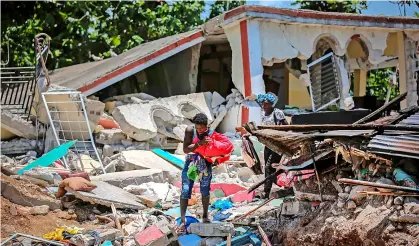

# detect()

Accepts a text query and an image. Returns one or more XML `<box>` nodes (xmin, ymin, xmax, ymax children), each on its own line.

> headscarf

<box><xmin>256</xmin><ymin>92</ymin><xmax>278</xmax><ymax>105</ymax></box>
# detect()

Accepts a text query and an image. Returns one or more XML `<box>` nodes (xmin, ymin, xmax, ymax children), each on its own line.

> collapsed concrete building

<box><xmin>43</xmin><ymin>6</ymin><xmax>419</xmax><ymax>129</ymax></box>
<box><xmin>1</xmin><ymin>5</ymin><xmax>419</xmax><ymax>246</ymax></box>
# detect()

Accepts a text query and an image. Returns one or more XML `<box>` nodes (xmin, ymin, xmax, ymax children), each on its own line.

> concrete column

<box><xmin>225</xmin><ymin>20</ymin><xmax>265</xmax><ymax>125</ymax></box>
<box><xmin>397</xmin><ymin>32</ymin><xmax>418</xmax><ymax>108</ymax></box>
<box><xmin>397</xmin><ymin>32</ymin><xmax>408</xmax><ymax>109</ymax></box>
<box><xmin>353</xmin><ymin>69</ymin><xmax>367</xmax><ymax>97</ymax></box>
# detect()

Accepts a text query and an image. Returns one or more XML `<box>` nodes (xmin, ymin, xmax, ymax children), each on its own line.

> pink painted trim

<box><xmin>79</xmin><ymin>31</ymin><xmax>204</xmax><ymax>92</ymax></box>
<box><xmin>224</xmin><ymin>5</ymin><xmax>419</xmax><ymax>25</ymax></box>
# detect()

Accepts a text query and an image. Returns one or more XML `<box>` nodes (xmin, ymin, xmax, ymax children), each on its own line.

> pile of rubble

<box><xmin>2</xmin><ymin>75</ymin><xmax>419</xmax><ymax>246</ymax></box>
<box><xmin>243</xmin><ymin>94</ymin><xmax>419</xmax><ymax>245</ymax></box>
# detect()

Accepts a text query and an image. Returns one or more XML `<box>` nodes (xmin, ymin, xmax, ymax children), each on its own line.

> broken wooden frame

<box><xmin>41</xmin><ymin>90</ymin><xmax>105</xmax><ymax>173</ymax></box>
<box><xmin>339</xmin><ymin>178</ymin><xmax>419</xmax><ymax>193</ymax></box>
<box><xmin>353</xmin><ymin>92</ymin><xmax>407</xmax><ymax>124</ymax></box>
<box><xmin>257</xmin><ymin>123</ymin><xmax>419</xmax><ymax>132</ymax></box>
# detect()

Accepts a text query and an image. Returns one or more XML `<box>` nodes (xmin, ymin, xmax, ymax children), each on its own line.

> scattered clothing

<box><xmin>212</xmin><ymin>199</ymin><xmax>233</xmax><ymax>211</ymax></box>
<box><xmin>277</xmin><ymin>170</ymin><xmax>316</xmax><ymax>187</ymax></box>
<box><xmin>213</xmin><ymin>211</ymin><xmax>233</xmax><ymax>221</ymax></box>
<box><xmin>181</xmin><ymin>154</ymin><xmax>212</xmax><ymax>200</ymax></box>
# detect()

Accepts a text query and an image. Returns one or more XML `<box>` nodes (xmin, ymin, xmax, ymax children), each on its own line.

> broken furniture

<box><xmin>41</xmin><ymin>90</ymin><xmax>105</xmax><ymax>172</ymax></box>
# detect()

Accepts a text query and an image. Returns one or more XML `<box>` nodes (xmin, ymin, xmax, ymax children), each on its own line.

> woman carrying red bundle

<box><xmin>176</xmin><ymin>113</ymin><xmax>233</xmax><ymax>235</ymax></box>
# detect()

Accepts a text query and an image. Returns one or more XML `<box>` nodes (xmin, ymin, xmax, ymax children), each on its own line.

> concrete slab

<box><xmin>1</xmin><ymin>110</ymin><xmax>42</xmax><ymax>140</ymax></box>
<box><xmin>65</xmin><ymin>180</ymin><xmax>145</xmax><ymax>210</ymax></box>
<box><xmin>281</xmin><ymin>200</ymin><xmax>312</xmax><ymax>216</ymax></box>
<box><xmin>187</xmin><ymin>223</ymin><xmax>234</xmax><ymax>237</ymax></box>
<box><xmin>95</xmin><ymin>129</ymin><xmax>127</xmax><ymax>145</ymax></box>
<box><xmin>1</xmin><ymin>174</ymin><xmax>61</xmax><ymax>210</ymax></box>
<box><xmin>211</xmin><ymin>92</ymin><xmax>226</xmax><ymax>108</ymax></box>
<box><xmin>91</xmin><ymin>169</ymin><xmax>165</xmax><ymax>188</ymax></box>
<box><xmin>70</xmin><ymin>229</ymin><xmax>122</xmax><ymax>246</ymax></box>
<box><xmin>122</xmin><ymin>150</ymin><xmax>181</xmax><ymax>173</ymax></box>
<box><xmin>112</xmin><ymin>93</ymin><xmax>213</xmax><ymax>142</ymax></box>
<box><xmin>1</xmin><ymin>138</ymin><xmax>42</xmax><ymax>155</ymax></box>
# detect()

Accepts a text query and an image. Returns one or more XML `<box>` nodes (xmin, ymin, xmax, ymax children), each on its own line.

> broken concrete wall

<box><xmin>145</xmin><ymin>43</ymin><xmax>201</xmax><ymax>97</ymax></box>
<box><xmin>1</xmin><ymin>138</ymin><xmax>42</xmax><ymax>155</ymax></box>
<box><xmin>1</xmin><ymin>110</ymin><xmax>43</xmax><ymax>140</ymax></box>
<box><xmin>112</xmin><ymin>92</ymin><xmax>213</xmax><ymax>142</ymax></box>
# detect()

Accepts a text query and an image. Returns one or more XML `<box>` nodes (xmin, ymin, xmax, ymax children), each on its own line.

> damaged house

<box><xmin>44</xmin><ymin>5</ymin><xmax>419</xmax><ymax>134</ymax></box>
<box><xmin>1</xmin><ymin>5</ymin><xmax>419</xmax><ymax>246</ymax></box>
<box><xmin>2</xmin><ymin>3</ymin><xmax>418</xmax><ymax>183</ymax></box>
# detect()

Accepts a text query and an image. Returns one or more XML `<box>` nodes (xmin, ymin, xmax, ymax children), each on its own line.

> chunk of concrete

<box><xmin>112</xmin><ymin>93</ymin><xmax>213</xmax><ymax>142</ymax></box>
<box><xmin>135</xmin><ymin>220</ymin><xmax>177</xmax><ymax>246</ymax></box>
<box><xmin>349</xmin><ymin>185</ymin><xmax>376</xmax><ymax>204</ymax></box>
<box><xmin>70</xmin><ymin>229</ymin><xmax>122</xmax><ymax>246</ymax></box>
<box><xmin>66</xmin><ymin>180</ymin><xmax>145</xmax><ymax>210</ymax></box>
<box><xmin>1</xmin><ymin>138</ymin><xmax>41</xmax><ymax>155</ymax></box>
<box><xmin>281</xmin><ymin>201</ymin><xmax>311</xmax><ymax>216</ymax></box>
<box><xmin>1</xmin><ymin>175</ymin><xmax>61</xmax><ymax>210</ymax></box>
<box><xmin>91</xmin><ymin>169</ymin><xmax>165</xmax><ymax>188</ymax></box>
<box><xmin>121</xmin><ymin>150</ymin><xmax>181</xmax><ymax>173</ymax></box>
<box><xmin>187</xmin><ymin>223</ymin><xmax>234</xmax><ymax>237</ymax></box>
<box><xmin>210</xmin><ymin>107</ymin><xmax>227</xmax><ymax>130</ymax></box>
<box><xmin>29</xmin><ymin>205</ymin><xmax>50</xmax><ymax>215</ymax></box>
<box><xmin>96</xmin><ymin>129</ymin><xmax>127</xmax><ymax>145</ymax></box>
<box><xmin>1</xmin><ymin>110</ymin><xmax>42</xmax><ymax>140</ymax></box>
<box><xmin>173</xmin><ymin>124</ymin><xmax>188</xmax><ymax>141</ymax></box>
<box><xmin>211</xmin><ymin>92</ymin><xmax>226</xmax><ymax>109</ymax></box>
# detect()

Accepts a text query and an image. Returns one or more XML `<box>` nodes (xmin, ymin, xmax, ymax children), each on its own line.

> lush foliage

<box><xmin>366</xmin><ymin>69</ymin><xmax>399</xmax><ymax>100</ymax></box>
<box><xmin>292</xmin><ymin>0</ymin><xmax>368</xmax><ymax>14</ymax></box>
<box><xmin>390</xmin><ymin>0</ymin><xmax>419</xmax><ymax>16</ymax></box>
<box><xmin>1</xmin><ymin>1</ymin><xmax>205</xmax><ymax>69</ymax></box>
<box><xmin>207</xmin><ymin>0</ymin><xmax>245</xmax><ymax>20</ymax></box>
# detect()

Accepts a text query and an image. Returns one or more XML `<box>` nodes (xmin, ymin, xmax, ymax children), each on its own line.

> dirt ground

<box><xmin>0</xmin><ymin>196</ymin><xmax>99</xmax><ymax>241</ymax></box>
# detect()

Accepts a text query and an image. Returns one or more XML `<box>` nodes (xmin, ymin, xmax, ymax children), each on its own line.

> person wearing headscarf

<box><xmin>256</xmin><ymin>92</ymin><xmax>288</xmax><ymax>198</ymax></box>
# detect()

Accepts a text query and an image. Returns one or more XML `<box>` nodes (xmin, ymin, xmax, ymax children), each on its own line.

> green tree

<box><xmin>390</xmin><ymin>0</ymin><xmax>419</xmax><ymax>16</ymax></box>
<box><xmin>366</xmin><ymin>69</ymin><xmax>399</xmax><ymax>100</ymax></box>
<box><xmin>208</xmin><ymin>0</ymin><xmax>245</xmax><ymax>20</ymax></box>
<box><xmin>1</xmin><ymin>1</ymin><xmax>205</xmax><ymax>69</ymax></box>
<box><xmin>292</xmin><ymin>0</ymin><xmax>368</xmax><ymax>14</ymax></box>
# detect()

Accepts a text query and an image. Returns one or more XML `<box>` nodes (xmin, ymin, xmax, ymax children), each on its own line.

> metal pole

<box><xmin>79</xmin><ymin>93</ymin><xmax>106</xmax><ymax>174</ymax></box>
<box><xmin>41</xmin><ymin>93</ymin><xmax>69</xmax><ymax>169</ymax></box>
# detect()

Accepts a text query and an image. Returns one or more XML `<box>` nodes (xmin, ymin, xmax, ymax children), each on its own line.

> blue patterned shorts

<box><xmin>181</xmin><ymin>154</ymin><xmax>212</xmax><ymax>199</ymax></box>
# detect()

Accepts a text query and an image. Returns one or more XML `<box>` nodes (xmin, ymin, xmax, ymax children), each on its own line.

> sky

<box><xmin>202</xmin><ymin>0</ymin><xmax>418</xmax><ymax>19</ymax></box>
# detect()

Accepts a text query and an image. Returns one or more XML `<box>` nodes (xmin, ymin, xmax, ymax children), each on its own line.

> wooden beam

<box><xmin>353</xmin><ymin>91</ymin><xmax>407</xmax><ymax>124</ymax></box>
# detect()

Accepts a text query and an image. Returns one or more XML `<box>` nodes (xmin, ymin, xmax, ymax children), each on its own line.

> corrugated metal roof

<box><xmin>398</xmin><ymin>112</ymin><xmax>419</xmax><ymax>126</ymax></box>
<box><xmin>368</xmin><ymin>112</ymin><xmax>419</xmax><ymax>159</ymax></box>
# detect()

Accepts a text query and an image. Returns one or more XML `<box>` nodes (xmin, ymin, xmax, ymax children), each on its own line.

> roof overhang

<box><xmin>223</xmin><ymin>5</ymin><xmax>419</xmax><ymax>30</ymax></box>
<box><xmin>50</xmin><ymin>30</ymin><xmax>205</xmax><ymax>96</ymax></box>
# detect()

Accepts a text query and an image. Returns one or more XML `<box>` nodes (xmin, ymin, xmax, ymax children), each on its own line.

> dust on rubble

<box><xmin>0</xmin><ymin>196</ymin><xmax>97</xmax><ymax>241</ymax></box>
<box><xmin>1</xmin><ymin>174</ymin><xmax>55</xmax><ymax>201</ymax></box>
<box><xmin>276</xmin><ymin>201</ymin><xmax>419</xmax><ymax>246</ymax></box>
